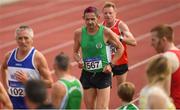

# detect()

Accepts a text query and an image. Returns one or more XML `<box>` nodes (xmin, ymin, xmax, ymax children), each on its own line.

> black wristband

<box><xmin>120</xmin><ymin>32</ymin><xmax>124</xmax><ymax>42</ymax></box>
<box><xmin>109</xmin><ymin>62</ymin><xmax>115</xmax><ymax>68</ymax></box>
<box><xmin>119</xmin><ymin>35</ymin><xmax>124</xmax><ymax>42</ymax></box>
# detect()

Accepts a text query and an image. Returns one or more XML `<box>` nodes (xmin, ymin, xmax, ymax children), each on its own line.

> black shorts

<box><xmin>112</xmin><ymin>64</ymin><xmax>128</xmax><ymax>76</ymax></box>
<box><xmin>80</xmin><ymin>69</ymin><xmax>112</xmax><ymax>89</ymax></box>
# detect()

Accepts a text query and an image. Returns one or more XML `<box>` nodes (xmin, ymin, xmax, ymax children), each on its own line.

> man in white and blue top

<box><xmin>1</xmin><ymin>25</ymin><xmax>53</xmax><ymax>109</ymax></box>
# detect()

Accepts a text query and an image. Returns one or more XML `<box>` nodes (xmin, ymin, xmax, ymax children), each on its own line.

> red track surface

<box><xmin>0</xmin><ymin>0</ymin><xmax>180</xmax><ymax>109</ymax></box>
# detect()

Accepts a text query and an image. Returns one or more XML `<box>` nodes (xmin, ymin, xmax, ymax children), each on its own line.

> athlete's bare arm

<box><xmin>35</xmin><ymin>51</ymin><xmax>53</xmax><ymax>88</ymax></box>
<box><xmin>119</xmin><ymin>21</ymin><xmax>137</xmax><ymax>46</ymax></box>
<box><xmin>73</xmin><ymin>28</ymin><xmax>83</xmax><ymax>68</ymax></box>
<box><xmin>51</xmin><ymin>82</ymin><xmax>66</xmax><ymax>108</ymax></box>
<box><xmin>163</xmin><ymin>52</ymin><xmax>179</xmax><ymax>95</ymax></box>
<box><xmin>0</xmin><ymin>52</ymin><xmax>11</xmax><ymax>91</ymax></box>
<box><xmin>104</xmin><ymin>27</ymin><xmax>124</xmax><ymax>64</ymax></box>
<box><xmin>0</xmin><ymin>83</ymin><xmax>13</xmax><ymax>109</ymax></box>
<box><xmin>163</xmin><ymin>52</ymin><xmax>179</xmax><ymax>73</ymax></box>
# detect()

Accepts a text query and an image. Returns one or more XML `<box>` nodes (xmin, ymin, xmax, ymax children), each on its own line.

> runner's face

<box><xmin>151</xmin><ymin>32</ymin><xmax>164</xmax><ymax>53</ymax></box>
<box><xmin>84</xmin><ymin>12</ymin><xmax>98</xmax><ymax>29</ymax></box>
<box><xmin>16</xmin><ymin>35</ymin><xmax>33</xmax><ymax>51</ymax></box>
<box><xmin>103</xmin><ymin>7</ymin><xmax>116</xmax><ymax>23</ymax></box>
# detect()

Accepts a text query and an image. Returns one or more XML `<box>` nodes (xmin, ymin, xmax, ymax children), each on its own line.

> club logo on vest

<box><xmin>15</xmin><ymin>63</ymin><xmax>22</xmax><ymax>67</ymax></box>
<box><xmin>96</xmin><ymin>42</ymin><xmax>102</xmax><ymax>49</ymax></box>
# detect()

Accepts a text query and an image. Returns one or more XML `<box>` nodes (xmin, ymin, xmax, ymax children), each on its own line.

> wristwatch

<box><xmin>119</xmin><ymin>35</ymin><xmax>124</xmax><ymax>42</ymax></box>
<box><xmin>109</xmin><ymin>62</ymin><xmax>115</xmax><ymax>68</ymax></box>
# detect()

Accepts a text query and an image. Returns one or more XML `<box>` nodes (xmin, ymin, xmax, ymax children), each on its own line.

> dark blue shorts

<box><xmin>80</xmin><ymin>69</ymin><xmax>112</xmax><ymax>89</ymax></box>
<box><xmin>112</xmin><ymin>64</ymin><xmax>128</xmax><ymax>76</ymax></box>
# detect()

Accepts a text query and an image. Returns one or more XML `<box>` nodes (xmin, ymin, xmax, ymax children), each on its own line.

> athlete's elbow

<box><xmin>46</xmin><ymin>79</ymin><xmax>53</xmax><ymax>88</ymax></box>
<box><xmin>131</xmin><ymin>41</ymin><xmax>137</xmax><ymax>46</ymax></box>
<box><xmin>117</xmin><ymin>45</ymin><xmax>124</xmax><ymax>54</ymax></box>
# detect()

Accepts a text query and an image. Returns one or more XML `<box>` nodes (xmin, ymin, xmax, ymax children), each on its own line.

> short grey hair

<box><xmin>15</xmin><ymin>25</ymin><xmax>34</xmax><ymax>38</ymax></box>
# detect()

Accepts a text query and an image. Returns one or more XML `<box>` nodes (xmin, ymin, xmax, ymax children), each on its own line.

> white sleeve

<box><xmin>163</xmin><ymin>52</ymin><xmax>179</xmax><ymax>73</ymax></box>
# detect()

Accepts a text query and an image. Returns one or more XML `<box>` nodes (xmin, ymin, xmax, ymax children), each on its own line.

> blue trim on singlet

<box><xmin>9</xmin><ymin>95</ymin><xmax>27</xmax><ymax>109</ymax></box>
<box><xmin>7</xmin><ymin>47</ymin><xmax>36</xmax><ymax>69</ymax></box>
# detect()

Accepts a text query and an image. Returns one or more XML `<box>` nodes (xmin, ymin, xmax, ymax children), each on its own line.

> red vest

<box><xmin>103</xmin><ymin>19</ymin><xmax>128</xmax><ymax>65</ymax></box>
<box><xmin>169</xmin><ymin>50</ymin><xmax>180</xmax><ymax>108</ymax></box>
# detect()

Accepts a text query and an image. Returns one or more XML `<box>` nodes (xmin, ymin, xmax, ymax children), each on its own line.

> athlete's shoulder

<box><xmin>163</xmin><ymin>51</ymin><xmax>180</xmax><ymax>73</ymax></box>
<box><xmin>5</xmin><ymin>51</ymin><xmax>13</xmax><ymax>58</ymax></box>
<box><xmin>118</xmin><ymin>20</ymin><xmax>129</xmax><ymax>31</ymax></box>
<box><xmin>103</xmin><ymin>25</ymin><xmax>111</xmax><ymax>33</ymax></box>
<box><xmin>52</xmin><ymin>81</ymin><xmax>66</xmax><ymax>98</ymax></box>
<box><xmin>74</xmin><ymin>28</ymin><xmax>82</xmax><ymax>38</ymax></box>
<box><xmin>1</xmin><ymin>50</ymin><xmax>13</xmax><ymax>66</ymax></box>
<box><xmin>34</xmin><ymin>50</ymin><xmax>44</xmax><ymax>59</ymax></box>
<box><xmin>74</xmin><ymin>27</ymin><xmax>82</xmax><ymax>34</ymax></box>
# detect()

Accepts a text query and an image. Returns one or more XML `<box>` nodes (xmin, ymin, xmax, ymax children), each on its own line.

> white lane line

<box><xmin>0</xmin><ymin>0</ymin><xmax>102</xmax><ymax>33</ymax></box>
<box><xmin>0</xmin><ymin>0</ymin><xmax>156</xmax><ymax>48</ymax></box>
<box><xmin>116</xmin><ymin>0</ymin><xmax>154</xmax><ymax>12</ymax></box>
<box><xmin>129</xmin><ymin>44</ymin><xmax>180</xmax><ymax>70</ymax></box>
<box><xmin>42</xmin><ymin>41</ymin><xmax>74</xmax><ymax>54</ymax></box>
<box><xmin>0</xmin><ymin>20</ymin><xmax>82</xmax><ymax>49</ymax></box>
<box><xmin>136</xmin><ymin>21</ymin><xmax>180</xmax><ymax>42</ymax></box>
<box><xmin>0</xmin><ymin>0</ymin><xmax>74</xmax><ymax>19</ymax></box>
<box><xmin>127</xmin><ymin>3</ymin><xmax>180</xmax><ymax>24</ymax></box>
<box><xmin>0</xmin><ymin>3</ymin><xmax>178</xmax><ymax>49</ymax></box>
<box><xmin>0</xmin><ymin>0</ymin><xmax>154</xmax><ymax>33</ymax></box>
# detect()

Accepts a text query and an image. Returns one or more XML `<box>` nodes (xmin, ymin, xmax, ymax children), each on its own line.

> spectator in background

<box><xmin>139</xmin><ymin>55</ymin><xmax>175</xmax><ymax>109</ymax></box>
<box><xmin>117</xmin><ymin>82</ymin><xmax>138</xmax><ymax>110</ymax></box>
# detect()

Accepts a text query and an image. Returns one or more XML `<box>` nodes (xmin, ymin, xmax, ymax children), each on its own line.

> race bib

<box><xmin>110</xmin><ymin>44</ymin><xmax>117</xmax><ymax>54</ymax></box>
<box><xmin>84</xmin><ymin>57</ymin><xmax>102</xmax><ymax>70</ymax></box>
<box><xmin>8</xmin><ymin>81</ymin><xmax>25</xmax><ymax>97</ymax></box>
<box><xmin>8</xmin><ymin>87</ymin><xmax>25</xmax><ymax>97</ymax></box>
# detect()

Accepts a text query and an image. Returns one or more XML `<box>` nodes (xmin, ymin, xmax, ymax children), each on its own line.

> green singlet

<box><xmin>59</xmin><ymin>78</ymin><xmax>83</xmax><ymax>109</ymax></box>
<box><xmin>118</xmin><ymin>103</ymin><xmax>139</xmax><ymax>110</ymax></box>
<box><xmin>81</xmin><ymin>25</ymin><xmax>111</xmax><ymax>72</ymax></box>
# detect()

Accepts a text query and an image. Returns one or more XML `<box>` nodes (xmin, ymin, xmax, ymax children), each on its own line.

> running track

<box><xmin>0</xmin><ymin>0</ymin><xmax>180</xmax><ymax>108</ymax></box>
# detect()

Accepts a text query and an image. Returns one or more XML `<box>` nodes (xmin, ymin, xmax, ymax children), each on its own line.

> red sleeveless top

<box><xmin>103</xmin><ymin>19</ymin><xmax>128</xmax><ymax>65</ymax></box>
<box><xmin>168</xmin><ymin>50</ymin><xmax>180</xmax><ymax>108</ymax></box>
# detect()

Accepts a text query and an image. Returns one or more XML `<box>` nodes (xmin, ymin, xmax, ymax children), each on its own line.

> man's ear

<box><xmin>82</xmin><ymin>15</ymin><xmax>85</xmax><ymax>20</ymax></box>
<box><xmin>97</xmin><ymin>15</ymin><xmax>100</xmax><ymax>19</ymax></box>
<box><xmin>162</xmin><ymin>36</ymin><xmax>168</xmax><ymax>42</ymax></box>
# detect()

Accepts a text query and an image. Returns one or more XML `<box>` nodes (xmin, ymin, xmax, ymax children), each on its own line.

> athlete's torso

<box><xmin>7</xmin><ymin>47</ymin><xmax>40</xmax><ymax>108</ymax></box>
<box><xmin>81</xmin><ymin>25</ymin><xmax>111</xmax><ymax>72</ymax></box>
<box><xmin>59</xmin><ymin>77</ymin><xmax>83</xmax><ymax>109</ymax></box>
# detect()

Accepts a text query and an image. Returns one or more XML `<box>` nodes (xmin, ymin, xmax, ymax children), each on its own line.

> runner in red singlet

<box><xmin>102</xmin><ymin>2</ymin><xmax>137</xmax><ymax>86</ymax></box>
<box><xmin>151</xmin><ymin>24</ymin><xmax>180</xmax><ymax>108</ymax></box>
